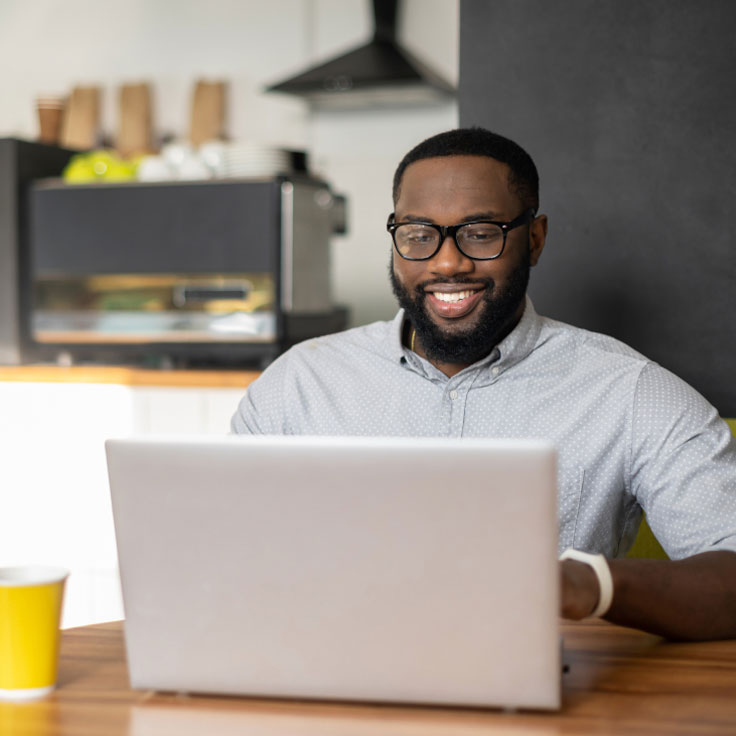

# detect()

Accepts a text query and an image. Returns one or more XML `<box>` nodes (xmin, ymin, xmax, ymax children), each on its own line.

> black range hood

<box><xmin>266</xmin><ymin>0</ymin><xmax>455</xmax><ymax>109</ymax></box>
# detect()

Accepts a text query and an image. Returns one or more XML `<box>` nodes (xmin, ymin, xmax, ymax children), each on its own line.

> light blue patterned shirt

<box><xmin>232</xmin><ymin>298</ymin><xmax>736</xmax><ymax>559</ymax></box>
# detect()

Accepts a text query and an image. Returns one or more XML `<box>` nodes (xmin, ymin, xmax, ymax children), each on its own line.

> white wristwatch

<box><xmin>559</xmin><ymin>549</ymin><xmax>614</xmax><ymax>618</ymax></box>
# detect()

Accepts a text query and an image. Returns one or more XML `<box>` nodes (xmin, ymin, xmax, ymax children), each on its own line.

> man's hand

<box><xmin>559</xmin><ymin>550</ymin><xmax>736</xmax><ymax>640</ymax></box>
<box><xmin>560</xmin><ymin>558</ymin><xmax>600</xmax><ymax>620</ymax></box>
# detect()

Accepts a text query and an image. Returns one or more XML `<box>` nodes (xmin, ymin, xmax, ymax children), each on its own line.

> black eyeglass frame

<box><xmin>386</xmin><ymin>208</ymin><xmax>536</xmax><ymax>261</ymax></box>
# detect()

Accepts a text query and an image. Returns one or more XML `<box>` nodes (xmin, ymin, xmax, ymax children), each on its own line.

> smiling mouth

<box><xmin>432</xmin><ymin>289</ymin><xmax>479</xmax><ymax>303</ymax></box>
<box><xmin>424</xmin><ymin>286</ymin><xmax>486</xmax><ymax>320</ymax></box>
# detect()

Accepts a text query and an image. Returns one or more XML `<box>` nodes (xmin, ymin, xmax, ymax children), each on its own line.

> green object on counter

<box><xmin>62</xmin><ymin>150</ymin><xmax>138</xmax><ymax>183</ymax></box>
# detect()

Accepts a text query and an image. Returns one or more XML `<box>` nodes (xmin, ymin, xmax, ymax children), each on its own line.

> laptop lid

<box><xmin>106</xmin><ymin>435</ymin><xmax>560</xmax><ymax>709</ymax></box>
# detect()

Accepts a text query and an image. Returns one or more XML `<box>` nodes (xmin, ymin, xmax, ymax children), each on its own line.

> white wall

<box><xmin>0</xmin><ymin>0</ymin><xmax>459</xmax><ymax>326</ymax></box>
<box><xmin>0</xmin><ymin>381</ymin><xmax>247</xmax><ymax>628</ymax></box>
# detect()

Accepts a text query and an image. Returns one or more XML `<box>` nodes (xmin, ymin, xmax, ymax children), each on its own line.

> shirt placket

<box><xmin>444</xmin><ymin>377</ymin><xmax>472</xmax><ymax>437</ymax></box>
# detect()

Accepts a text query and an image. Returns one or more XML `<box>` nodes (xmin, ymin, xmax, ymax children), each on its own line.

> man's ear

<box><xmin>529</xmin><ymin>214</ymin><xmax>548</xmax><ymax>267</ymax></box>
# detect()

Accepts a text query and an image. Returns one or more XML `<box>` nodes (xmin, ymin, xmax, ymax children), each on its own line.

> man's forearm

<box><xmin>562</xmin><ymin>551</ymin><xmax>736</xmax><ymax>641</ymax></box>
<box><xmin>605</xmin><ymin>551</ymin><xmax>736</xmax><ymax>640</ymax></box>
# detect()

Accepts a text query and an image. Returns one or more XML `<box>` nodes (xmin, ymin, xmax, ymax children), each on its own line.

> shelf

<box><xmin>0</xmin><ymin>365</ymin><xmax>260</xmax><ymax>388</ymax></box>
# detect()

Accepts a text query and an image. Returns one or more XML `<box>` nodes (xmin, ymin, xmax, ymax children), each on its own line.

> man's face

<box><xmin>390</xmin><ymin>155</ymin><xmax>545</xmax><ymax>367</ymax></box>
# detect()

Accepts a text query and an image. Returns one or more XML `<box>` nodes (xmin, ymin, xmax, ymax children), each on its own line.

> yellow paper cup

<box><xmin>0</xmin><ymin>567</ymin><xmax>68</xmax><ymax>701</ymax></box>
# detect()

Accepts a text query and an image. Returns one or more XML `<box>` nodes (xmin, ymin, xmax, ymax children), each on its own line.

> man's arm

<box><xmin>588</xmin><ymin>362</ymin><xmax>736</xmax><ymax>641</ymax></box>
<box><xmin>561</xmin><ymin>550</ymin><xmax>736</xmax><ymax>640</ymax></box>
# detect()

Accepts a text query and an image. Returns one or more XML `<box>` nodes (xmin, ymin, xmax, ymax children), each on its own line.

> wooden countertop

<box><xmin>0</xmin><ymin>365</ymin><xmax>261</xmax><ymax>388</ymax></box>
<box><xmin>3</xmin><ymin>619</ymin><xmax>736</xmax><ymax>735</ymax></box>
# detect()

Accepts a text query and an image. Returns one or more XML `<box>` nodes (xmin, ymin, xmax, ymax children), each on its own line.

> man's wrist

<box><xmin>559</xmin><ymin>549</ymin><xmax>614</xmax><ymax>618</ymax></box>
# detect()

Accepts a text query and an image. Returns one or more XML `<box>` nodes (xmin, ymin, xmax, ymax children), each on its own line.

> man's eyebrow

<box><xmin>397</xmin><ymin>211</ymin><xmax>506</xmax><ymax>224</ymax></box>
<box><xmin>396</xmin><ymin>213</ymin><xmax>434</xmax><ymax>223</ymax></box>
<box><xmin>458</xmin><ymin>211</ymin><xmax>506</xmax><ymax>222</ymax></box>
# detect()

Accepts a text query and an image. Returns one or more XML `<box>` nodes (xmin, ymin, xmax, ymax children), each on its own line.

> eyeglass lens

<box><xmin>393</xmin><ymin>222</ymin><xmax>505</xmax><ymax>260</ymax></box>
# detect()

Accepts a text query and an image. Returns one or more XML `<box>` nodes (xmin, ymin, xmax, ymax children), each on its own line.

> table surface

<box><xmin>1</xmin><ymin>620</ymin><xmax>735</xmax><ymax>736</ymax></box>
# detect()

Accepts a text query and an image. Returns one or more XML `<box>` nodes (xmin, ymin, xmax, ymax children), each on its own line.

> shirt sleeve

<box><xmin>230</xmin><ymin>351</ymin><xmax>292</xmax><ymax>435</ymax></box>
<box><xmin>629</xmin><ymin>362</ymin><xmax>736</xmax><ymax>559</ymax></box>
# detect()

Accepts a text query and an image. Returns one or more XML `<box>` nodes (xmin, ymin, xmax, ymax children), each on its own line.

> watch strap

<box><xmin>559</xmin><ymin>548</ymin><xmax>614</xmax><ymax>618</ymax></box>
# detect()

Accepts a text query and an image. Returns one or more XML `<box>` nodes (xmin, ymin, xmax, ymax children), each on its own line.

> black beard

<box><xmin>389</xmin><ymin>251</ymin><xmax>530</xmax><ymax>366</ymax></box>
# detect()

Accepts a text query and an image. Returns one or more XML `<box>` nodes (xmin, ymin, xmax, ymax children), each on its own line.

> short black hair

<box><xmin>392</xmin><ymin>127</ymin><xmax>539</xmax><ymax>212</ymax></box>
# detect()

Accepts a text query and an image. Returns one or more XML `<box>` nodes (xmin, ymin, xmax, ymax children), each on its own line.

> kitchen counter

<box><xmin>0</xmin><ymin>364</ymin><xmax>260</xmax><ymax>388</ymax></box>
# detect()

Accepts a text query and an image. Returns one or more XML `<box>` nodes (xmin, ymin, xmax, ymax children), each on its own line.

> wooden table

<box><xmin>1</xmin><ymin>620</ymin><xmax>735</xmax><ymax>735</ymax></box>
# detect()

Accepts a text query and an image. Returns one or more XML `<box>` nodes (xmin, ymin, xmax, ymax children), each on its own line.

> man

<box><xmin>232</xmin><ymin>128</ymin><xmax>736</xmax><ymax>641</ymax></box>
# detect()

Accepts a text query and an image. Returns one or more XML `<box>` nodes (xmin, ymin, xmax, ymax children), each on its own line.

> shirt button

<box><xmin>492</xmin><ymin>367</ymin><xmax>499</xmax><ymax>377</ymax></box>
<box><xmin>449</xmin><ymin>390</ymin><xmax>458</xmax><ymax>400</ymax></box>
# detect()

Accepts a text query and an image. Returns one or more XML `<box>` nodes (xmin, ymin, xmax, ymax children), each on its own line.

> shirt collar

<box><xmin>494</xmin><ymin>295</ymin><xmax>543</xmax><ymax>371</ymax></box>
<box><xmin>391</xmin><ymin>295</ymin><xmax>543</xmax><ymax>377</ymax></box>
<box><xmin>389</xmin><ymin>309</ymin><xmax>410</xmax><ymax>363</ymax></box>
<box><xmin>391</xmin><ymin>310</ymin><xmax>440</xmax><ymax>380</ymax></box>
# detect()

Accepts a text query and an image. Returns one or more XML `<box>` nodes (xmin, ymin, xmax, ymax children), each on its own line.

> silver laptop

<box><xmin>106</xmin><ymin>435</ymin><xmax>560</xmax><ymax>710</ymax></box>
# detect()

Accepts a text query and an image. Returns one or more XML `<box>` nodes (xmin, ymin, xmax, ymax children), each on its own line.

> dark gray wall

<box><xmin>460</xmin><ymin>0</ymin><xmax>736</xmax><ymax>415</ymax></box>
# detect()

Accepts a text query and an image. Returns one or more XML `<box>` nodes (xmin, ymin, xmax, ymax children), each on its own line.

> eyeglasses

<box><xmin>386</xmin><ymin>208</ymin><xmax>536</xmax><ymax>261</ymax></box>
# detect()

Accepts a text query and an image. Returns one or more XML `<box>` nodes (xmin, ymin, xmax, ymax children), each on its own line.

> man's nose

<box><xmin>430</xmin><ymin>233</ymin><xmax>474</xmax><ymax>275</ymax></box>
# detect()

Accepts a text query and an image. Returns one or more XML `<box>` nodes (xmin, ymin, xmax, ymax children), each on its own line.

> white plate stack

<box><xmin>222</xmin><ymin>143</ymin><xmax>292</xmax><ymax>178</ymax></box>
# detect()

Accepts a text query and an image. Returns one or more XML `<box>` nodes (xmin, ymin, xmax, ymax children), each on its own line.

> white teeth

<box><xmin>434</xmin><ymin>290</ymin><xmax>475</xmax><ymax>303</ymax></box>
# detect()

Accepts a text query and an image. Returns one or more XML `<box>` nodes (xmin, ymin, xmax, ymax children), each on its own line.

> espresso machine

<box><xmin>0</xmin><ymin>138</ymin><xmax>76</xmax><ymax>364</ymax></box>
<box><xmin>24</xmin><ymin>173</ymin><xmax>347</xmax><ymax>367</ymax></box>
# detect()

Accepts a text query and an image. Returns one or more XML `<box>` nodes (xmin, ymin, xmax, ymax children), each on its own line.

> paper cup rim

<box><xmin>0</xmin><ymin>566</ymin><xmax>69</xmax><ymax>587</ymax></box>
<box><xmin>35</xmin><ymin>97</ymin><xmax>65</xmax><ymax>107</ymax></box>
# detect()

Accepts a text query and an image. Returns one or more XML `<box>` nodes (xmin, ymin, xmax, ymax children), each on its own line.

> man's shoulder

<box><xmin>268</xmin><ymin>317</ymin><xmax>400</xmax><ymax>378</ymax></box>
<box><xmin>537</xmin><ymin>314</ymin><xmax>650</xmax><ymax>368</ymax></box>
<box><xmin>534</xmin><ymin>313</ymin><xmax>721</xmax><ymax>422</ymax></box>
<box><xmin>301</xmin><ymin>317</ymin><xmax>396</xmax><ymax>347</ymax></box>
<box><xmin>244</xmin><ymin>317</ymin><xmax>401</xmax><ymax>412</ymax></box>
